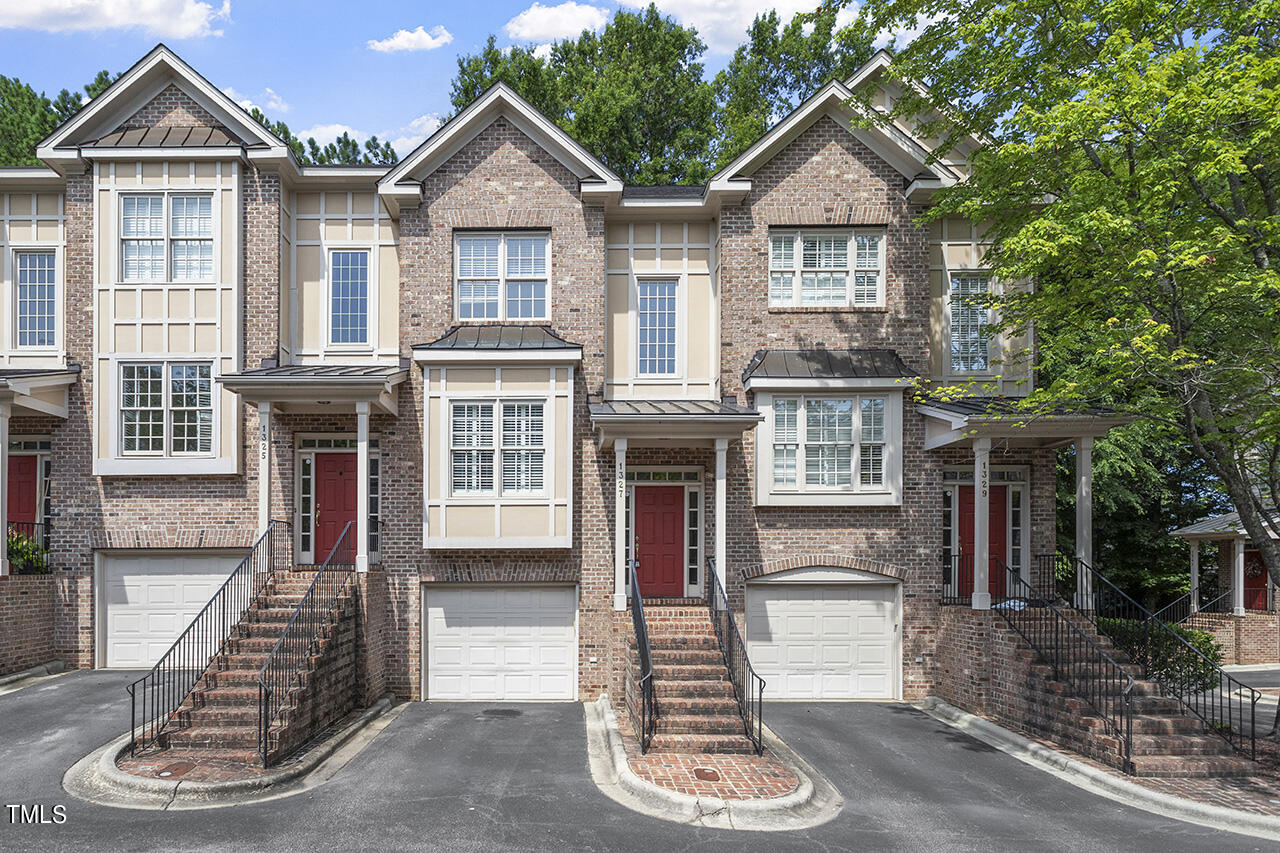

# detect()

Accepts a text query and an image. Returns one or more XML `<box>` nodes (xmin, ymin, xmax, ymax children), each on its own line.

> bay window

<box><xmin>450</xmin><ymin>400</ymin><xmax>546</xmax><ymax>496</ymax></box>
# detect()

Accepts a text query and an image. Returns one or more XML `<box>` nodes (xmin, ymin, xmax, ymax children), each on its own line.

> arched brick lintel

<box><xmin>742</xmin><ymin>554</ymin><xmax>907</xmax><ymax>583</ymax></box>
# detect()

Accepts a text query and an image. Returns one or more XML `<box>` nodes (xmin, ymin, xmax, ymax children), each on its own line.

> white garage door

<box><xmin>424</xmin><ymin>586</ymin><xmax>577</xmax><ymax>701</ymax></box>
<box><xmin>746</xmin><ymin>583</ymin><xmax>899</xmax><ymax>699</ymax></box>
<box><xmin>101</xmin><ymin>553</ymin><xmax>243</xmax><ymax>669</ymax></box>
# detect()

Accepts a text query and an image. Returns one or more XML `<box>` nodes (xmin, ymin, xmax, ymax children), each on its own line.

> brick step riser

<box><xmin>647</xmin><ymin>734</ymin><xmax>757</xmax><ymax>754</ymax></box>
<box><xmin>1026</xmin><ymin>716</ymin><xmax>1232</xmax><ymax>757</ymax></box>
<box><xmin>645</xmin><ymin>651</ymin><xmax>726</xmax><ymax>667</ymax></box>
<box><xmin>653</xmin><ymin>681</ymin><xmax>736</xmax><ymax>698</ymax></box>
<box><xmin>1024</xmin><ymin>699</ymin><xmax>1209</xmax><ymax>736</ymax></box>
<box><xmin>629</xmin><ymin>638</ymin><xmax>721</xmax><ymax>651</ymax></box>
<box><xmin>652</xmin><ymin>699</ymin><xmax>740</xmax><ymax>716</ymax></box>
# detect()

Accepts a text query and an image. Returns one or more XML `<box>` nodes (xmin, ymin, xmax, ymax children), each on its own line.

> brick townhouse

<box><xmin>0</xmin><ymin>44</ymin><xmax>1164</xmax><ymax>764</ymax></box>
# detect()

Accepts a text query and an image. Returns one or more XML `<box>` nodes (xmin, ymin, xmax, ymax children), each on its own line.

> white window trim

<box><xmin>118</xmin><ymin>191</ymin><xmax>218</xmax><ymax>285</ymax></box>
<box><xmin>453</xmin><ymin>231</ymin><xmax>551</xmax><ymax>322</ymax></box>
<box><xmin>630</xmin><ymin>275</ymin><xmax>684</xmax><ymax>380</ymax></box>
<box><xmin>10</xmin><ymin>246</ymin><xmax>60</xmax><ymax>354</ymax></box>
<box><xmin>293</xmin><ymin>434</ymin><xmax>382</xmax><ymax>565</ymax></box>
<box><xmin>769</xmin><ymin>228</ymin><xmax>887</xmax><ymax>309</ymax></box>
<box><xmin>422</xmin><ymin>364</ymin><xmax>573</xmax><ymax>549</ymax></box>
<box><xmin>325</xmin><ymin>247</ymin><xmax>374</xmax><ymax>350</ymax></box>
<box><xmin>97</xmin><ymin>356</ymin><xmax>231</xmax><ymax>476</ymax></box>
<box><xmin>944</xmin><ymin>269</ymin><xmax>1001</xmax><ymax>377</ymax></box>
<box><xmin>754</xmin><ymin>390</ymin><xmax>903</xmax><ymax>506</ymax></box>
<box><xmin>445</xmin><ymin>398</ymin><xmax>549</xmax><ymax>498</ymax></box>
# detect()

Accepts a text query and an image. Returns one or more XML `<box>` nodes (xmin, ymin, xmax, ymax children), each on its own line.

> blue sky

<box><xmin>0</xmin><ymin>1</ymin><xmax>887</xmax><ymax>155</ymax></box>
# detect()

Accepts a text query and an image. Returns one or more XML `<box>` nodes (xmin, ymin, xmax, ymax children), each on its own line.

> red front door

<box><xmin>634</xmin><ymin>486</ymin><xmax>684</xmax><ymax>597</ymax></box>
<box><xmin>957</xmin><ymin>484</ymin><xmax>1010</xmax><ymax>597</ymax></box>
<box><xmin>1244</xmin><ymin>550</ymin><xmax>1269</xmax><ymax>611</ymax></box>
<box><xmin>7</xmin><ymin>455</ymin><xmax>39</xmax><ymax>529</ymax></box>
<box><xmin>314</xmin><ymin>453</ymin><xmax>357</xmax><ymax>560</ymax></box>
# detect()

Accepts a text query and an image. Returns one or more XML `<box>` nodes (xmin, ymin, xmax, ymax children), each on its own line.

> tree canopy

<box><xmin>854</xmin><ymin>0</ymin><xmax>1280</xmax><ymax>586</ymax></box>
<box><xmin>0</xmin><ymin>70</ymin><xmax>117</xmax><ymax>166</ymax></box>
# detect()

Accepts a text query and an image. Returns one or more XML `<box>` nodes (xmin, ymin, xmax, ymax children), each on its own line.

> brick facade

<box><xmin>4</xmin><ymin>56</ymin><xmax>1101</xmax><ymax>717</ymax></box>
<box><xmin>0</xmin><ymin>575</ymin><xmax>58</xmax><ymax>675</ymax></box>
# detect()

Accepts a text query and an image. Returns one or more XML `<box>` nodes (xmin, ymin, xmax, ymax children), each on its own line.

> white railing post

<box><xmin>714</xmin><ymin>438</ymin><xmax>728</xmax><ymax>593</ymax></box>
<box><xmin>1234</xmin><ymin>538</ymin><xmax>1246</xmax><ymax>616</ymax></box>
<box><xmin>257</xmin><ymin>401</ymin><xmax>272</xmax><ymax>534</ymax></box>
<box><xmin>613</xmin><ymin>439</ymin><xmax>627</xmax><ymax>611</ymax></box>
<box><xmin>972</xmin><ymin>437</ymin><xmax>991</xmax><ymax>610</ymax></box>
<box><xmin>1075</xmin><ymin>435</ymin><xmax>1095</xmax><ymax>610</ymax></box>
<box><xmin>1189</xmin><ymin>540</ymin><xmax>1200</xmax><ymax>613</ymax></box>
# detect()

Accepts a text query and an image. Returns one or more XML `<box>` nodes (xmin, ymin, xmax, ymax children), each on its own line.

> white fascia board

<box><xmin>412</xmin><ymin>348</ymin><xmax>582</xmax><ymax>364</ymax></box>
<box><xmin>39</xmin><ymin>45</ymin><xmax>290</xmax><ymax>160</ymax></box>
<box><xmin>296</xmin><ymin>166</ymin><xmax>393</xmax><ymax>181</ymax></box>
<box><xmin>426</xmin><ymin>536</ymin><xmax>571</xmax><ymax>550</ymax></box>
<box><xmin>916</xmin><ymin>404</ymin><xmax>971</xmax><ymax>430</ymax></box>
<box><xmin>843</xmin><ymin>50</ymin><xmax>895</xmax><ymax>92</ymax></box>
<box><xmin>82</xmin><ymin>147</ymin><xmax>247</xmax><ymax>161</ymax></box>
<box><xmin>94</xmin><ymin>456</ymin><xmax>238</xmax><ymax>477</ymax></box>
<box><xmin>380</xmin><ymin>83</ymin><xmax>621</xmax><ymax>195</ymax></box>
<box><xmin>745</xmin><ymin>376</ymin><xmax>918</xmax><ymax>392</ymax></box>
<box><xmin>0</xmin><ymin>167</ymin><xmax>64</xmax><ymax>186</ymax></box>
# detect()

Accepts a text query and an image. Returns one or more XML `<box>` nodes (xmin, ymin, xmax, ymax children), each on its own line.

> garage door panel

<box><xmin>426</xmin><ymin>587</ymin><xmax>576</xmax><ymax>701</ymax></box>
<box><xmin>102</xmin><ymin>553</ymin><xmax>242</xmax><ymax>669</ymax></box>
<box><xmin>747</xmin><ymin>583</ymin><xmax>899</xmax><ymax>700</ymax></box>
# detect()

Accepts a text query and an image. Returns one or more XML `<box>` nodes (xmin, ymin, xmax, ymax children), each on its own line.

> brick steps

<box><xmin>625</xmin><ymin>603</ymin><xmax>754</xmax><ymax>754</ymax></box>
<box><xmin>997</xmin><ymin>608</ymin><xmax>1257</xmax><ymax>778</ymax></box>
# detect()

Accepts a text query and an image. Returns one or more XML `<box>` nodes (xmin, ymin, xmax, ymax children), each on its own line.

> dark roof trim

<box><xmin>589</xmin><ymin>400</ymin><xmax>761</xmax><ymax>419</ymax></box>
<box><xmin>413</xmin><ymin>324</ymin><xmax>583</xmax><ymax>351</ymax></box>
<box><xmin>743</xmin><ymin>349</ymin><xmax>918</xmax><ymax>382</ymax></box>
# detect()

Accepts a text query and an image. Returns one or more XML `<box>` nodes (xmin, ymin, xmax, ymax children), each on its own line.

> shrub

<box><xmin>7</xmin><ymin>530</ymin><xmax>50</xmax><ymax>574</ymax></box>
<box><xmin>1097</xmin><ymin>616</ymin><xmax>1223</xmax><ymax>693</ymax></box>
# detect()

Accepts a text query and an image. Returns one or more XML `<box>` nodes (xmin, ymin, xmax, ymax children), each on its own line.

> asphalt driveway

<box><xmin>0</xmin><ymin>671</ymin><xmax>1270</xmax><ymax>852</ymax></box>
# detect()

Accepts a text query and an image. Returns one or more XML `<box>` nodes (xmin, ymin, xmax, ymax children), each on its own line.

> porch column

<box><xmin>971</xmin><ymin>437</ymin><xmax>991</xmax><ymax>610</ymax></box>
<box><xmin>613</xmin><ymin>439</ymin><xmax>627</xmax><ymax>611</ymax></box>
<box><xmin>0</xmin><ymin>400</ymin><xmax>9</xmax><ymax>577</ymax></box>
<box><xmin>356</xmin><ymin>402</ymin><xmax>370</xmax><ymax>573</ymax></box>
<box><xmin>1075</xmin><ymin>435</ymin><xmax>1095</xmax><ymax>610</ymax></box>
<box><xmin>714</xmin><ymin>438</ymin><xmax>728</xmax><ymax>591</ymax></box>
<box><xmin>1189</xmin><ymin>540</ymin><xmax>1200</xmax><ymax>613</ymax></box>
<box><xmin>1234</xmin><ymin>537</ymin><xmax>1246</xmax><ymax>616</ymax></box>
<box><xmin>257</xmin><ymin>402</ymin><xmax>272</xmax><ymax>533</ymax></box>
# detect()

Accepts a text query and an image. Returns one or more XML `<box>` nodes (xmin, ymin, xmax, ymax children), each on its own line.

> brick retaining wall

<box><xmin>0</xmin><ymin>574</ymin><xmax>58</xmax><ymax>676</ymax></box>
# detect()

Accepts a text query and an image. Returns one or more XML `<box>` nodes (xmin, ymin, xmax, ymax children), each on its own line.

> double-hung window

<box><xmin>949</xmin><ymin>273</ymin><xmax>993</xmax><ymax>372</ymax></box>
<box><xmin>329</xmin><ymin>250</ymin><xmax>369</xmax><ymax>345</ymax></box>
<box><xmin>15</xmin><ymin>251</ymin><xmax>56</xmax><ymax>348</ymax></box>
<box><xmin>455</xmin><ymin>233</ymin><xmax>548</xmax><ymax>321</ymax></box>
<box><xmin>769</xmin><ymin>230</ymin><xmax>885</xmax><ymax>308</ymax></box>
<box><xmin>120</xmin><ymin>362</ymin><xmax>214</xmax><ymax>456</ymax></box>
<box><xmin>770</xmin><ymin>395</ymin><xmax>889</xmax><ymax>494</ymax></box>
<box><xmin>449</xmin><ymin>401</ymin><xmax>546</xmax><ymax>496</ymax></box>
<box><xmin>121</xmin><ymin>194</ymin><xmax>214</xmax><ymax>282</ymax></box>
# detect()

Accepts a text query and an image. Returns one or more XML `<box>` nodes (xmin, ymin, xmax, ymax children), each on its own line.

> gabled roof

<box><xmin>708</xmin><ymin>76</ymin><xmax>955</xmax><ymax>193</ymax></box>
<box><xmin>379</xmin><ymin>82</ymin><xmax>622</xmax><ymax>214</ymax></box>
<box><xmin>37</xmin><ymin>44</ymin><xmax>291</xmax><ymax>171</ymax></box>
<box><xmin>1172</xmin><ymin>512</ymin><xmax>1280</xmax><ymax>541</ymax></box>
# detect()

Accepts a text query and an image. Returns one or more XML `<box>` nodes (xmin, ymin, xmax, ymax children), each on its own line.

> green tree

<box><xmin>713</xmin><ymin>5</ymin><xmax>876</xmax><ymax>169</ymax></box>
<box><xmin>246</xmin><ymin>108</ymin><xmax>397</xmax><ymax>166</ymax></box>
<box><xmin>451</xmin><ymin>4</ymin><xmax>716</xmax><ymax>184</ymax></box>
<box><xmin>854</xmin><ymin>1</ymin><xmax>1280</xmax><ymax>587</ymax></box>
<box><xmin>0</xmin><ymin>70</ymin><xmax>117</xmax><ymax>165</ymax></box>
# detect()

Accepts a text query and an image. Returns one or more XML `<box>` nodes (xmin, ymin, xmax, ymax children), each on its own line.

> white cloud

<box><xmin>616</xmin><ymin>0</ymin><xmax>815</xmax><ymax>54</ymax></box>
<box><xmin>504</xmin><ymin>2</ymin><xmax>608</xmax><ymax>42</ymax></box>
<box><xmin>871</xmin><ymin>12</ymin><xmax>947</xmax><ymax>50</ymax></box>
<box><xmin>532</xmin><ymin>42</ymin><xmax>554</xmax><ymax>60</ymax></box>
<box><xmin>298</xmin><ymin>123</ymin><xmax>365</xmax><ymax>144</ymax></box>
<box><xmin>223</xmin><ymin>85</ymin><xmax>290</xmax><ymax>115</ymax></box>
<box><xmin>367</xmin><ymin>24</ymin><xmax>453</xmax><ymax>53</ymax></box>
<box><xmin>0</xmin><ymin>0</ymin><xmax>231</xmax><ymax>38</ymax></box>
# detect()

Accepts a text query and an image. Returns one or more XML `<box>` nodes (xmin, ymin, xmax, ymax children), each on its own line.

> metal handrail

<box><xmin>1038</xmin><ymin>553</ymin><xmax>1259</xmax><ymax>760</ymax></box>
<box><xmin>126</xmin><ymin>520</ymin><xmax>292</xmax><ymax>755</ymax></box>
<box><xmin>993</xmin><ymin>559</ymin><xmax>1136</xmax><ymax>774</ymax></box>
<box><xmin>6</xmin><ymin>521</ymin><xmax>51</xmax><ymax>573</ymax></box>
<box><xmin>256</xmin><ymin>521</ymin><xmax>358</xmax><ymax>765</ymax></box>
<box><xmin>940</xmin><ymin>553</ymin><xmax>974</xmax><ymax>605</ymax></box>
<box><xmin>705</xmin><ymin>559</ymin><xmax>765</xmax><ymax>755</ymax></box>
<box><xmin>1197</xmin><ymin>590</ymin><xmax>1234</xmax><ymax>614</ymax></box>
<box><xmin>626</xmin><ymin>559</ymin><xmax>658</xmax><ymax>753</ymax></box>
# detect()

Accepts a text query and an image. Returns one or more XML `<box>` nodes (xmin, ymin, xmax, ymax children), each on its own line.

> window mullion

<box><xmin>497</xmin><ymin>236</ymin><xmax>507</xmax><ymax>322</ymax></box>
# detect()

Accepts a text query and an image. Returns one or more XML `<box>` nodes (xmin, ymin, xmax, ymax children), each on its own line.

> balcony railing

<box><xmin>7</xmin><ymin>521</ymin><xmax>51</xmax><ymax>573</ymax></box>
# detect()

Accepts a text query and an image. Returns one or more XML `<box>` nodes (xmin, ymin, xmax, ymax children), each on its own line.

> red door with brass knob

<box><xmin>314</xmin><ymin>453</ymin><xmax>357</xmax><ymax>560</ymax></box>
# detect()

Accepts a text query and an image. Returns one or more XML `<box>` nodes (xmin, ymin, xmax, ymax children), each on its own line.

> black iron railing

<box><xmin>1038</xmin><ymin>553</ymin><xmax>1259</xmax><ymax>760</ymax></box>
<box><xmin>7</xmin><ymin>521</ymin><xmax>51</xmax><ymax>573</ymax></box>
<box><xmin>941</xmin><ymin>553</ymin><xmax>974</xmax><ymax>605</ymax></box>
<box><xmin>1197</xmin><ymin>590</ymin><xmax>1235</xmax><ymax>615</ymax></box>
<box><xmin>993</xmin><ymin>559</ymin><xmax>1136</xmax><ymax>774</ymax></box>
<box><xmin>705</xmin><ymin>559</ymin><xmax>764</xmax><ymax>755</ymax></box>
<box><xmin>626</xmin><ymin>559</ymin><xmax>658</xmax><ymax>753</ymax></box>
<box><xmin>257</xmin><ymin>521</ymin><xmax>357</xmax><ymax>765</ymax></box>
<box><xmin>126</xmin><ymin>520</ymin><xmax>292</xmax><ymax>755</ymax></box>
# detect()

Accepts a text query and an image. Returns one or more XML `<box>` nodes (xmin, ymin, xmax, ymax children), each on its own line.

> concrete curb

<box><xmin>0</xmin><ymin>659</ymin><xmax>65</xmax><ymax>691</ymax></box>
<box><xmin>920</xmin><ymin>696</ymin><xmax>1280</xmax><ymax>843</ymax></box>
<box><xmin>584</xmin><ymin>694</ymin><xmax>842</xmax><ymax>830</ymax></box>
<box><xmin>63</xmin><ymin>694</ymin><xmax>399</xmax><ymax>810</ymax></box>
